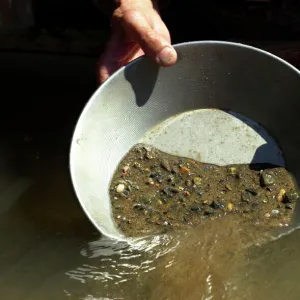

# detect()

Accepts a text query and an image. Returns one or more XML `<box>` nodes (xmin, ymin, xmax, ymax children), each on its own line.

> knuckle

<box><xmin>112</xmin><ymin>8</ymin><xmax>124</xmax><ymax>23</ymax></box>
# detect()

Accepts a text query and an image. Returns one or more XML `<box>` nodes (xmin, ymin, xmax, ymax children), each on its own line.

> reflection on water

<box><xmin>1</xmin><ymin>139</ymin><xmax>300</xmax><ymax>300</ymax></box>
<box><xmin>66</xmin><ymin>216</ymin><xmax>300</xmax><ymax>300</ymax></box>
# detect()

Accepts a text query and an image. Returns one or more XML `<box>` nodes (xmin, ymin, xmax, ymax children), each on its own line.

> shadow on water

<box><xmin>0</xmin><ymin>52</ymin><xmax>104</xmax><ymax>299</ymax></box>
<box><xmin>124</xmin><ymin>56</ymin><xmax>159</xmax><ymax>107</ymax></box>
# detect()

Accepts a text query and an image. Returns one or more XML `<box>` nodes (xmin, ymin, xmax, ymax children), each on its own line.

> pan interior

<box><xmin>140</xmin><ymin>109</ymin><xmax>285</xmax><ymax>167</ymax></box>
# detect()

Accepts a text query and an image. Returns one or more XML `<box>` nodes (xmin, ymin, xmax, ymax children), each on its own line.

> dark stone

<box><xmin>284</xmin><ymin>189</ymin><xmax>299</xmax><ymax>203</ymax></box>
<box><xmin>190</xmin><ymin>204</ymin><xmax>201</xmax><ymax>212</ymax></box>
<box><xmin>245</xmin><ymin>188</ymin><xmax>258</xmax><ymax>196</ymax></box>
<box><xmin>211</xmin><ymin>200</ymin><xmax>225</xmax><ymax>210</ymax></box>
<box><xmin>123</xmin><ymin>190</ymin><xmax>130</xmax><ymax>196</ymax></box>
<box><xmin>150</xmin><ymin>172</ymin><xmax>160</xmax><ymax>178</ymax></box>
<box><xmin>260</xmin><ymin>170</ymin><xmax>275</xmax><ymax>187</ymax></box>
<box><xmin>133</xmin><ymin>203</ymin><xmax>145</xmax><ymax>211</ymax></box>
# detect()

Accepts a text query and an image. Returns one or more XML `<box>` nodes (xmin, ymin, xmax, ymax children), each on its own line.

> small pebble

<box><xmin>195</xmin><ymin>189</ymin><xmax>204</xmax><ymax>196</ymax></box>
<box><xmin>185</xmin><ymin>180</ymin><xmax>192</xmax><ymax>187</ymax></box>
<box><xmin>191</xmin><ymin>204</ymin><xmax>201</xmax><ymax>212</ymax></box>
<box><xmin>225</xmin><ymin>184</ymin><xmax>232</xmax><ymax>191</ymax></box>
<box><xmin>116</xmin><ymin>184</ymin><xmax>125</xmax><ymax>193</ymax></box>
<box><xmin>284</xmin><ymin>189</ymin><xmax>299</xmax><ymax>203</ymax></box>
<box><xmin>260</xmin><ymin>170</ymin><xmax>275</xmax><ymax>187</ymax></box>
<box><xmin>193</xmin><ymin>177</ymin><xmax>202</xmax><ymax>186</ymax></box>
<box><xmin>161</xmin><ymin>159</ymin><xmax>171</xmax><ymax>172</ymax></box>
<box><xmin>162</xmin><ymin>186</ymin><xmax>170</xmax><ymax>195</ymax></box>
<box><xmin>265</xmin><ymin>213</ymin><xmax>271</xmax><ymax>218</ymax></box>
<box><xmin>133</xmin><ymin>162</ymin><xmax>141</xmax><ymax>168</ymax></box>
<box><xmin>228</xmin><ymin>167</ymin><xmax>236</xmax><ymax>175</ymax></box>
<box><xmin>145</xmin><ymin>178</ymin><xmax>154</xmax><ymax>185</ymax></box>
<box><xmin>285</xmin><ymin>204</ymin><xmax>293</xmax><ymax>210</ymax></box>
<box><xmin>172</xmin><ymin>165</ymin><xmax>180</xmax><ymax>174</ymax></box>
<box><xmin>133</xmin><ymin>203</ymin><xmax>145</xmax><ymax>211</ymax></box>
<box><xmin>170</xmin><ymin>187</ymin><xmax>180</xmax><ymax>193</ymax></box>
<box><xmin>123</xmin><ymin>166</ymin><xmax>129</xmax><ymax>173</ymax></box>
<box><xmin>157</xmin><ymin>200</ymin><xmax>163</xmax><ymax>205</ymax></box>
<box><xmin>123</xmin><ymin>190</ymin><xmax>130</xmax><ymax>196</ymax></box>
<box><xmin>167</xmin><ymin>175</ymin><xmax>175</xmax><ymax>182</ymax></box>
<box><xmin>272</xmin><ymin>209</ymin><xmax>280</xmax><ymax>216</ymax></box>
<box><xmin>145</xmin><ymin>151</ymin><xmax>153</xmax><ymax>160</ymax></box>
<box><xmin>276</xmin><ymin>188</ymin><xmax>286</xmax><ymax>202</ymax></box>
<box><xmin>245</xmin><ymin>188</ymin><xmax>258</xmax><ymax>196</ymax></box>
<box><xmin>241</xmin><ymin>191</ymin><xmax>252</xmax><ymax>203</ymax></box>
<box><xmin>180</xmin><ymin>166</ymin><xmax>190</xmax><ymax>174</ymax></box>
<box><xmin>163</xmin><ymin>221</ymin><xmax>169</xmax><ymax>226</ymax></box>
<box><xmin>227</xmin><ymin>203</ymin><xmax>234</xmax><ymax>211</ymax></box>
<box><xmin>140</xmin><ymin>196</ymin><xmax>151</xmax><ymax>204</ymax></box>
<box><xmin>211</xmin><ymin>200</ymin><xmax>225</xmax><ymax>210</ymax></box>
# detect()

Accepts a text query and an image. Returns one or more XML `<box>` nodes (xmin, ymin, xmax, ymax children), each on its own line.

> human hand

<box><xmin>98</xmin><ymin>0</ymin><xmax>177</xmax><ymax>84</ymax></box>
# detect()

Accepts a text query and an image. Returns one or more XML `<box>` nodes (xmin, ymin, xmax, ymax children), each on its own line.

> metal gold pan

<box><xmin>70</xmin><ymin>41</ymin><xmax>300</xmax><ymax>241</ymax></box>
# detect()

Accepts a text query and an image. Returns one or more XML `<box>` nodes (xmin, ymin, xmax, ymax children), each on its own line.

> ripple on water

<box><xmin>65</xmin><ymin>214</ymin><xmax>300</xmax><ymax>300</ymax></box>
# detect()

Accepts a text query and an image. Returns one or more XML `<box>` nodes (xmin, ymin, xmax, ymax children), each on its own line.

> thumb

<box><xmin>120</xmin><ymin>10</ymin><xmax>177</xmax><ymax>67</ymax></box>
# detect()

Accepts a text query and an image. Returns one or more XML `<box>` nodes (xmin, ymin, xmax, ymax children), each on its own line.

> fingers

<box><xmin>97</xmin><ymin>30</ymin><xmax>144</xmax><ymax>84</ymax></box>
<box><xmin>98</xmin><ymin>5</ymin><xmax>177</xmax><ymax>84</ymax></box>
<box><xmin>116</xmin><ymin>9</ymin><xmax>177</xmax><ymax>67</ymax></box>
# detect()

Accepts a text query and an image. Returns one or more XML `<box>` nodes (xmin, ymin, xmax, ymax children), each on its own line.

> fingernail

<box><xmin>156</xmin><ymin>47</ymin><xmax>176</xmax><ymax>66</ymax></box>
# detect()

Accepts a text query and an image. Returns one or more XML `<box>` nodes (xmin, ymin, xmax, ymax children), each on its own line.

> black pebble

<box><xmin>133</xmin><ymin>203</ymin><xmax>145</xmax><ymax>211</ymax></box>
<box><xmin>245</xmin><ymin>188</ymin><xmax>258</xmax><ymax>196</ymax></box>
<box><xmin>190</xmin><ymin>204</ymin><xmax>201</xmax><ymax>212</ymax></box>
<box><xmin>284</xmin><ymin>190</ymin><xmax>299</xmax><ymax>203</ymax></box>
<box><xmin>211</xmin><ymin>200</ymin><xmax>225</xmax><ymax>210</ymax></box>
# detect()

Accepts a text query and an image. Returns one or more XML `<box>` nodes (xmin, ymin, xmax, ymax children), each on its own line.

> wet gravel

<box><xmin>109</xmin><ymin>144</ymin><xmax>299</xmax><ymax>237</ymax></box>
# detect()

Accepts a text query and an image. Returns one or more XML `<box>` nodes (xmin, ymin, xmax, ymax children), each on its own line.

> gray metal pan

<box><xmin>70</xmin><ymin>41</ymin><xmax>300</xmax><ymax>241</ymax></box>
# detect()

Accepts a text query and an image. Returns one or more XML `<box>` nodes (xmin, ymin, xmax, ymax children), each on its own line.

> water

<box><xmin>2</xmin><ymin>139</ymin><xmax>300</xmax><ymax>300</ymax></box>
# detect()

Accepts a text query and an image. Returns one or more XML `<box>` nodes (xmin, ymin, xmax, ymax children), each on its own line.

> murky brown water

<box><xmin>1</xmin><ymin>135</ymin><xmax>300</xmax><ymax>300</ymax></box>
